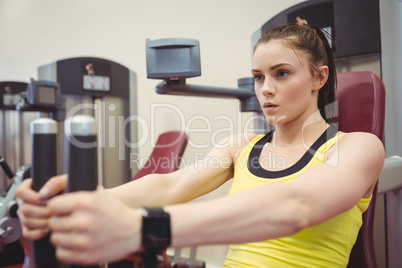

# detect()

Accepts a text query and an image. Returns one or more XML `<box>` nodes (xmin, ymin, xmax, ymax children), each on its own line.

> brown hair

<box><xmin>255</xmin><ymin>23</ymin><xmax>336</xmax><ymax>122</ymax></box>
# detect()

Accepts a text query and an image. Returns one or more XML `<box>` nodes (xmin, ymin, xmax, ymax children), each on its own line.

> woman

<box><xmin>16</xmin><ymin>23</ymin><xmax>385</xmax><ymax>267</ymax></box>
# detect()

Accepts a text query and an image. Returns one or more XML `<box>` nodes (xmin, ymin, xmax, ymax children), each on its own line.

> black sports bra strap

<box><xmin>247</xmin><ymin>125</ymin><xmax>339</xmax><ymax>179</ymax></box>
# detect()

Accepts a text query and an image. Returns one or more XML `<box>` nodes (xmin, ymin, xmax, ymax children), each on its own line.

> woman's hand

<box><xmin>47</xmin><ymin>187</ymin><xmax>142</xmax><ymax>265</ymax></box>
<box><xmin>16</xmin><ymin>174</ymin><xmax>68</xmax><ymax>240</ymax></box>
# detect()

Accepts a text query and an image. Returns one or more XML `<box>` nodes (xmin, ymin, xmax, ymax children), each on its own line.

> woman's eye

<box><xmin>277</xmin><ymin>70</ymin><xmax>289</xmax><ymax>77</ymax></box>
<box><xmin>254</xmin><ymin>75</ymin><xmax>263</xmax><ymax>81</ymax></box>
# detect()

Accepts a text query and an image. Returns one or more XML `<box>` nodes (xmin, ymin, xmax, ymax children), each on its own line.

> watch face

<box><xmin>142</xmin><ymin>208</ymin><xmax>171</xmax><ymax>250</ymax></box>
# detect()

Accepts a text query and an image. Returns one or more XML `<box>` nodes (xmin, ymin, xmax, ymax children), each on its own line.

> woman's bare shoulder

<box><xmin>336</xmin><ymin>131</ymin><xmax>385</xmax><ymax>164</ymax></box>
<box><xmin>340</xmin><ymin>131</ymin><xmax>383</xmax><ymax>146</ymax></box>
<box><xmin>216</xmin><ymin>133</ymin><xmax>262</xmax><ymax>161</ymax></box>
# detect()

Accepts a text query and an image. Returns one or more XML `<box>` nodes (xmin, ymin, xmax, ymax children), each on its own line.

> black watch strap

<box><xmin>141</xmin><ymin>207</ymin><xmax>171</xmax><ymax>252</ymax></box>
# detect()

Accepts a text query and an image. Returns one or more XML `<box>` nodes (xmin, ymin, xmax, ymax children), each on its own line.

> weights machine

<box><xmin>0</xmin><ymin>79</ymin><xmax>99</xmax><ymax>268</ymax></box>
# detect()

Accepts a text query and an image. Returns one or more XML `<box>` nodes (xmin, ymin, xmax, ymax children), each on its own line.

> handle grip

<box><xmin>65</xmin><ymin>114</ymin><xmax>98</xmax><ymax>192</ymax></box>
<box><xmin>30</xmin><ymin>118</ymin><xmax>58</xmax><ymax>268</ymax></box>
<box><xmin>65</xmin><ymin>114</ymin><xmax>98</xmax><ymax>268</ymax></box>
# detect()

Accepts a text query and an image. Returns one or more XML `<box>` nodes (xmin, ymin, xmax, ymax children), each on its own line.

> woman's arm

<box><xmin>106</xmin><ymin>133</ymin><xmax>260</xmax><ymax>207</ymax></box>
<box><xmin>16</xmin><ymin>133</ymin><xmax>253</xmax><ymax>241</ymax></box>
<box><xmin>167</xmin><ymin>132</ymin><xmax>385</xmax><ymax>248</ymax></box>
<box><xmin>46</xmin><ymin>132</ymin><xmax>385</xmax><ymax>265</ymax></box>
<box><xmin>106</xmin><ymin>134</ymin><xmax>242</xmax><ymax>207</ymax></box>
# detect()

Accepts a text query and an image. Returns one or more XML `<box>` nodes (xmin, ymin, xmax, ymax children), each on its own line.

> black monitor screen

<box><xmin>38</xmin><ymin>86</ymin><xmax>56</xmax><ymax>104</ymax></box>
<box><xmin>146</xmin><ymin>38</ymin><xmax>201</xmax><ymax>79</ymax></box>
<box><xmin>156</xmin><ymin>47</ymin><xmax>191</xmax><ymax>73</ymax></box>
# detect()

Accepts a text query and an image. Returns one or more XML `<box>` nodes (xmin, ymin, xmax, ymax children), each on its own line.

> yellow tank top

<box><xmin>223</xmin><ymin>126</ymin><xmax>371</xmax><ymax>268</ymax></box>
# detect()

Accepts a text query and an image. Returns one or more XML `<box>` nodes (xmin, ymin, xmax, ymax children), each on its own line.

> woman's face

<box><xmin>252</xmin><ymin>40</ymin><xmax>323</xmax><ymax>126</ymax></box>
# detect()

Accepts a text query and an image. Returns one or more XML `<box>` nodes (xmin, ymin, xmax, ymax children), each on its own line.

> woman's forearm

<box><xmin>165</xmin><ymin>182</ymin><xmax>307</xmax><ymax>248</ymax></box>
<box><xmin>106</xmin><ymin>173</ymin><xmax>173</xmax><ymax>208</ymax></box>
<box><xmin>106</xmin><ymin>159</ymin><xmax>234</xmax><ymax>209</ymax></box>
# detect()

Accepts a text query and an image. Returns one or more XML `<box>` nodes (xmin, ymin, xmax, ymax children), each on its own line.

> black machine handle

<box><xmin>65</xmin><ymin>114</ymin><xmax>98</xmax><ymax>192</ymax></box>
<box><xmin>65</xmin><ymin>114</ymin><xmax>98</xmax><ymax>268</ymax></box>
<box><xmin>30</xmin><ymin>118</ymin><xmax>58</xmax><ymax>268</ymax></box>
<box><xmin>0</xmin><ymin>155</ymin><xmax>15</xmax><ymax>179</ymax></box>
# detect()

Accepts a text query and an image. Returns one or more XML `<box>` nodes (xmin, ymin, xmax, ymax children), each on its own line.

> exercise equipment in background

<box><xmin>38</xmin><ymin>57</ymin><xmax>138</xmax><ymax>188</ymax></box>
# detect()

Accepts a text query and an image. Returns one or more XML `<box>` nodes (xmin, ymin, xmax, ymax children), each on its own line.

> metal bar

<box><xmin>155</xmin><ymin>81</ymin><xmax>254</xmax><ymax>100</ymax></box>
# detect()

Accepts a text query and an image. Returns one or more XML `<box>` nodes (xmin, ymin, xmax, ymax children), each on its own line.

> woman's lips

<box><xmin>263</xmin><ymin>102</ymin><xmax>278</xmax><ymax>111</ymax></box>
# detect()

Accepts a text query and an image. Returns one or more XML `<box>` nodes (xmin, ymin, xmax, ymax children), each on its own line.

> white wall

<box><xmin>0</xmin><ymin>0</ymin><xmax>302</xmax><ymax>166</ymax></box>
<box><xmin>0</xmin><ymin>0</ymin><xmax>303</xmax><ymax>266</ymax></box>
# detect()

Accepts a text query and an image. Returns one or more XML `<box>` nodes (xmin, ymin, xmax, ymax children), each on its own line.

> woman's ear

<box><xmin>313</xmin><ymin>65</ymin><xmax>329</xmax><ymax>92</ymax></box>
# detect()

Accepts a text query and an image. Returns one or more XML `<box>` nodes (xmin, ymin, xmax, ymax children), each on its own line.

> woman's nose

<box><xmin>261</xmin><ymin>80</ymin><xmax>275</xmax><ymax>96</ymax></box>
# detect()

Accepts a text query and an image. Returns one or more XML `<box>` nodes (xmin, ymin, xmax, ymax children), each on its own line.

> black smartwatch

<box><xmin>141</xmin><ymin>207</ymin><xmax>171</xmax><ymax>252</ymax></box>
